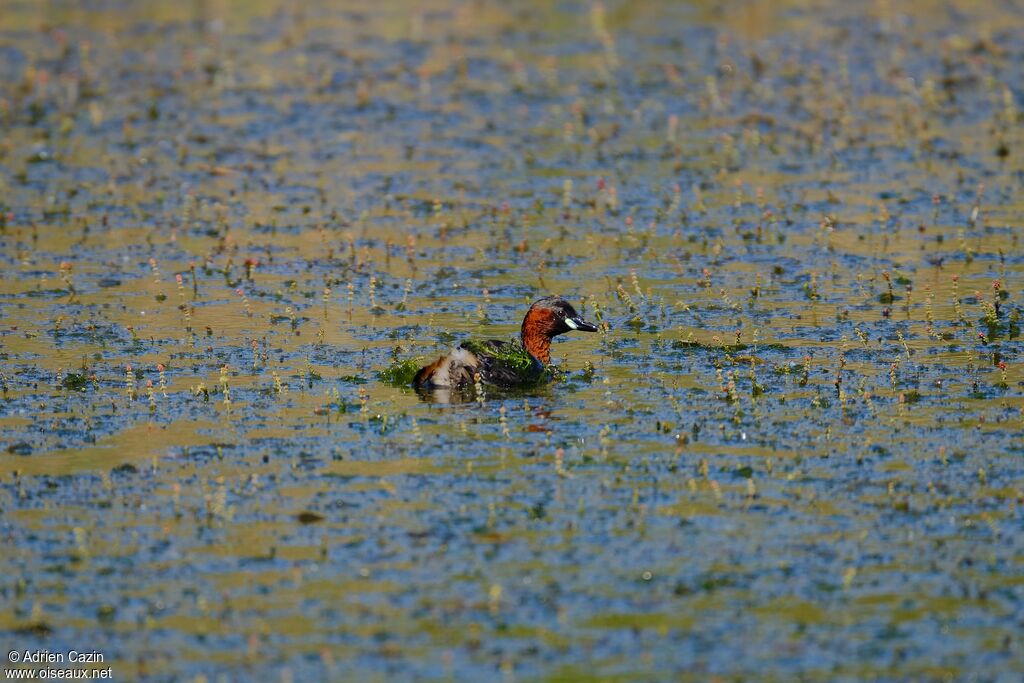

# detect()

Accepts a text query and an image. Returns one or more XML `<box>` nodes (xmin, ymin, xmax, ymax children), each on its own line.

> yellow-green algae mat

<box><xmin>1</xmin><ymin>0</ymin><xmax>1022</xmax><ymax>681</ymax></box>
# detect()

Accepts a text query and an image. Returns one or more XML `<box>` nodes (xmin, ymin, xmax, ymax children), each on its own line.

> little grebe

<box><xmin>413</xmin><ymin>296</ymin><xmax>597</xmax><ymax>388</ymax></box>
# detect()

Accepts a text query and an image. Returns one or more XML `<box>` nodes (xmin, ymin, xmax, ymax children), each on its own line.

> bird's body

<box><xmin>413</xmin><ymin>296</ymin><xmax>596</xmax><ymax>389</ymax></box>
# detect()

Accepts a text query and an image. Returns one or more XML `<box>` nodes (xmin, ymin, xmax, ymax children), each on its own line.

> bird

<box><xmin>412</xmin><ymin>296</ymin><xmax>597</xmax><ymax>389</ymax></box>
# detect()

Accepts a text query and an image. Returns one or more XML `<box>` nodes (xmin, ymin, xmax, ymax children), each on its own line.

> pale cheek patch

<box><xmin>564</xmin><ymin>318</ymin><xmax>579</xmax><ymax>330</ymax></box>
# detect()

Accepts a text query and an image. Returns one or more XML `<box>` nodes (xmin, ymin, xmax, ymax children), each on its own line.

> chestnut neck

<box><xmin>521</xmin><ymin>313</ymin><xmax>554</xmax><ymax>365</ymax></box>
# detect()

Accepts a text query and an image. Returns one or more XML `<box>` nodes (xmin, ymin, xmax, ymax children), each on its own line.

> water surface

<box><xmin>1</xmin><ymin>0</ymin><xmax>1022</xmax><ymax>680</ymax></box>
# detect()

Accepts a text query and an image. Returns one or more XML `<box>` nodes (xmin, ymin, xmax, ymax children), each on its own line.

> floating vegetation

<box><xmin>377</xmin><ymin>357</ymin><xmax>425</xmax><ymax>386</ymax></box>
<box><xmin>61</xmin><ymin>373</ymin><xmax>89</xmax><ymax>391</ymax></box>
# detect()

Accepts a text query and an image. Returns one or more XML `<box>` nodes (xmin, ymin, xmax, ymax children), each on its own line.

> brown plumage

<box><xmin>413</xmin><ymin>296</ymin><xmax>597</xmax><ymax>389</ymax></box>
<box><xmin>521</xmin><ymin>308</ymin><xmax>556</xmax><ymax>364</ymax></box>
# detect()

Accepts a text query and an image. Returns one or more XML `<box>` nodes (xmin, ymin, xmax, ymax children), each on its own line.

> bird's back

<box><xmin>460</xmin><ymin>339</ymin><xmax>544</xmax><ymax>386</ymax></box>
<box><xmin>413</xmin><ymin>339</ymin><xmax>543</xmax><ymax>388</ymax></box>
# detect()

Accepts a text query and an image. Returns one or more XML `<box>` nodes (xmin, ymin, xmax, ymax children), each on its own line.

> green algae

<box><xmin>461</xmin><ymin>338</ymin><xmax>546</xmax><ymax>385</ymax></box>
<box><xmin>377</xmin><ymin>357</ymin><xmax>425</xmax><ymax>386</ymax></box>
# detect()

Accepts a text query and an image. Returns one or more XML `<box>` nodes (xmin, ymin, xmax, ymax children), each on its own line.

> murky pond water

<box><xmin>1</xmin><ymin>0</ymin><xmax>1022</xmax><ymax>680</ymax></box>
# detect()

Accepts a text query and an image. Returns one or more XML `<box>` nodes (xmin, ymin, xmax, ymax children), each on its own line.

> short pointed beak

<box><xmin>566</xmin><ymin>316</ymin><xmax>598</xmax><ymax>332</ymax></box>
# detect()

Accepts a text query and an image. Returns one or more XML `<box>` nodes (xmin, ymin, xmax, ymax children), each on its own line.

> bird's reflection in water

<box><xmin>414</xmin><ymin>385</ymin><xmax>476</xmax><ymax>405</ymax></box>
<box><xmin>414</xmin><ymin>382</ymin><xmax>557</xmax><ymax>407</ymax></box>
